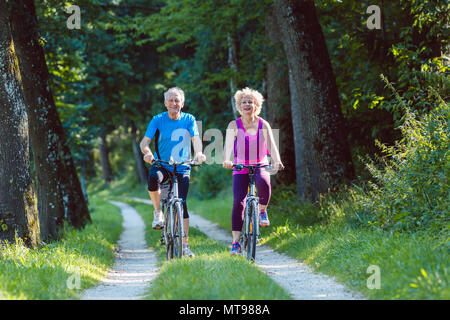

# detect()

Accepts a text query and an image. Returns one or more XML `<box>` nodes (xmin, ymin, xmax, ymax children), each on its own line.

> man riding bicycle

<box><xmin>140</xmin><ymin>87</ymin><xmax>206</xmax><ymax>257</ymax></box>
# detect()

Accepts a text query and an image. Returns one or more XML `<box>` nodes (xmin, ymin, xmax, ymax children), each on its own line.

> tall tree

<box><xmin>274</xmin><ymin>0</ymin><xmax>355</xmax><ymax>200</ymax></box>
<box><xmin>264</xmin><ymin>7</ymin><xmax>296</xmax><ymax>186</ymax></box>
<box><xmin>0</xmin><ymin>0</ymin><xmax>40</xmax><ymax>247</ymax></box>
<box><xmin>9</xmin><ymin>0</ymin><xmax>90</xmax><ymax>239</ymax></box>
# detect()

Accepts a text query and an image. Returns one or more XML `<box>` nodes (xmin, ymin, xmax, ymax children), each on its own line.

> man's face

<box><xmin>164</xmin><ymin>93</ymin><xmax>184</xmax><ymax>115</ymax></box>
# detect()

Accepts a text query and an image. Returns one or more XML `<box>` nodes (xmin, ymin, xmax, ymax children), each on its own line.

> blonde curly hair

<box><xmin>234</xmin><ymin>87</ymin><xmax>264</xmax><ymax>116</ymax></box>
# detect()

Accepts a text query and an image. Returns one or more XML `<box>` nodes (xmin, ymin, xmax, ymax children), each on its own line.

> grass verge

<box><xmin>0</xmin><ymin>192</ymin><xmax>122</xmax><ymax>300</ymax></box>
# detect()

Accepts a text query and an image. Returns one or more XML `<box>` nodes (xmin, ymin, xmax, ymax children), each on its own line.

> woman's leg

<box><xmin>255</xmin><ymin>168</ymin><xmax>271</xmax><ymax>213</ymax></box>
<box><xmin>231</xmin><ymin>173</ymin><xmax>249</xmax><ymax>242</ymax></box>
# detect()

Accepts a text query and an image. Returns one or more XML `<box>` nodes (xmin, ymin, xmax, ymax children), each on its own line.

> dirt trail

<box><xmin>127</xmin><ymin>197</ymin><xmax>364</xmax><ymax>300</ymax></box>
<box><xmin>81</xmin><ymin>201</ymin><xmax>158</xmax><ymax>300</ymax></box>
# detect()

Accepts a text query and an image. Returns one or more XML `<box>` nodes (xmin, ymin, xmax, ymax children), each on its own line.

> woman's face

<box><xmin>240</xmin><ymin>95</ymin><xmax>257</xmax><ymax>116</ymax></box>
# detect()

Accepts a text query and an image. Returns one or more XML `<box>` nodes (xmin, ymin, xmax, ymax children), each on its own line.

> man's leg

<box><xmin>177</xmin><ymin>173</ymin><xmax>194</xmax><ymax>256</ymax></box>
<box><xmin>148</xmin><ymin>189</ymin><xmax>161</xmax><ymax>211</ymax></box>
<box><xmin>148</xmin><ymin>166</ymin><xmax>168</xmax><ymax>229</ymax></box>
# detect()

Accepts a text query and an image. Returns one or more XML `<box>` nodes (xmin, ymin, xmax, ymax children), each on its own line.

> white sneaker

<box><xmin>152</xmin><ymin>210</ymin><xmax>164</xmax><ymax>229</ymax></box>
<box><xmin>183</xmin><ymin>244</ymin><xmax>195</xmax><ymax>257</ymax></box>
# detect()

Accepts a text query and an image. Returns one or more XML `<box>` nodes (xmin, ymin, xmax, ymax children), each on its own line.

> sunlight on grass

<box><xmin>124</xmin><ymin>199</ymin><xmax>292</xmax><ymax>300</ymax></box>
<box><xmin>0</xmin><ymin>193</ymin><xmax>122</xmax><ymax>300</ymax></box>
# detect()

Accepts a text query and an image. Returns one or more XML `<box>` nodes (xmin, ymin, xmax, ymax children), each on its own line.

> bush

<box><xmin>270</xmin><ymin>82</ymin><xmax>449</xmax><ymax>244</ymax></box>
<box><xmin>269</xmin><ymin>184</ymin><xmax>322</xmax><ymax>227</ymax></box>
<box><xmin>352</xmin><ymin>81</ymin><xmax>449</xmax><ymax>236</ymax></box>
<box><xmin>191</xmin><ymin>164</ymin><xmax>232</xmax><ymax>200</ymax></box>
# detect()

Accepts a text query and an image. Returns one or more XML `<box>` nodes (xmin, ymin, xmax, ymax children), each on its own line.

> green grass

<box><xmin>187</xmin><ymin>188</ymin><xmax>449</xmax><ymax>300</ymax></box>
<box><xmin>121</xmin><ymin>198</ymin><xmax>292</xmax><ymax>300</ymax></box>
<box><xmin>0</xmin><ymin>194</ymin><xmax>122</xmax><ymax>299</ymax></box>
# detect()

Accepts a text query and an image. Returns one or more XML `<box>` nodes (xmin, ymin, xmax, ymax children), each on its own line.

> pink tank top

<box><xmin>233</xmin><ymin>118</ymin><xmax>269</xmax><ymax>175</ymax></box>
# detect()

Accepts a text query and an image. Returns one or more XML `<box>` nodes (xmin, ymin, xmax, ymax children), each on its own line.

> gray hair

<box><xmin>164</xmin><ymin>87</ymin><xmax>185</xmax><ymax>102</ymax></box>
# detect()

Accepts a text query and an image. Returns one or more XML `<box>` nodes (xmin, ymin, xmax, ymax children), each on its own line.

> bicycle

<box><xmin>152</xmin><ymin>158</ymin><xmax>200</xmax><ymax>260</ymax></box>
<box><xmin>233</xmin><ymin>163</ymin><xmax>271</xmax><ymax>262</ymax></box>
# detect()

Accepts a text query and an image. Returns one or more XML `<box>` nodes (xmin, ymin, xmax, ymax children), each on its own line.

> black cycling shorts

<box><xmin>147</xmin><ymin>165</ymin><xmax>190</xmax><ymax>219</ymax></box>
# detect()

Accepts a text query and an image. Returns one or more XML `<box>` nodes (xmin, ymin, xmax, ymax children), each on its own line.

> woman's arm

<box><xmin>262</xmin><ymin>120</ymin><xmax>284</xmax><ymax>169</ymax></box>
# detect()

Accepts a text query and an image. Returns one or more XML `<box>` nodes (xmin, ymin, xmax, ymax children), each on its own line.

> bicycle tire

<box><xmin>246</xmin><ymin>200</ymin><xmax>258</xmax><ymax>262</ymax></box>
<box><xmin>172</xmin><ymin>201</ymin><xmax>184</xmax><ymax>258</ymax></box>
<box><xmin>164</xmin><ymin>204</ymin><xmax>173</xmax><ymax>260</ymax></box>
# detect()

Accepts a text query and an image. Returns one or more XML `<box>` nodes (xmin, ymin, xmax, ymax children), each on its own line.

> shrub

<box><xmin>191</xmin><ymin>164</ymin><xmax>232</xmax><ymax>199</ymax></box>
<box><xmin>350</xmin><ymin>80</ymin><xmax>449</xmax><ymax>238</ymax></box>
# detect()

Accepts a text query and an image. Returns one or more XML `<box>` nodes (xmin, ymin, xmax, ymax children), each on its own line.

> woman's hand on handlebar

<box><xmin>273</xmin><ymin>162</ymin><xmax>284</xmax><ymax>171</ymax></box>
<box><xmin>193</xmin><ymin>152</ymin><xmax>206</xmax><ymax>164</ymax></box>
<box><xmin>222</xmin><ymin>160</ymin><xmax>233</xmax><ymax>169</ymax></box>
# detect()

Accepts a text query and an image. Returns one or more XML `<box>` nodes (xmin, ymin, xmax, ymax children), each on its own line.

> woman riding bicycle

<box><xmin>223</xmin><ymin>87</ymin><xmax>284</xmax><ymax>255</ymax></box>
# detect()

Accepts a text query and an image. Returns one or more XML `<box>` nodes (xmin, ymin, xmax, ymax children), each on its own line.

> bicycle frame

<box><xmin>154</xmin><ymin>159</ymin><xmax>198</xmax><ymax>260</ymax></box>
<box><xmin>234</xmin><ymin>164</ymin><xmax>270</xmax><ymax>261</ymax></box>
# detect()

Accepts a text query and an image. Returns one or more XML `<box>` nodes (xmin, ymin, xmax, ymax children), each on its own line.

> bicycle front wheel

<box><xmin>172</xmin><ymin>201</ymin><xmax>184</xmax><ymax>258</ymax></box>
<box><xmin>164</xmin><ymin>205</ymin><xmax>173</xmax><ymax>260</ymax></box>
<box><xmin>246</xmin><ymin>200</ymin><xmax>258</xmax><ymax>262</ymax></box>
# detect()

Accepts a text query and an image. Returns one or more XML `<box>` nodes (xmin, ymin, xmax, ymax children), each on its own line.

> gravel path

<box><xmin>81</xmin><ymin>201</ymin><xmax>159</xmax><ymax>300</ymax></box>
<box><xmin>127</xmin><ymin>197</ymin><xmax>365</xmax><ymax>300</ymax></box>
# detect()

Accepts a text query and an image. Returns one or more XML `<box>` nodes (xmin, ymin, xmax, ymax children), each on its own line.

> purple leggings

<box><xmin>232</xmin><ymin>168</ymin><xmax>271</xmax><ymax>231</ymax></box>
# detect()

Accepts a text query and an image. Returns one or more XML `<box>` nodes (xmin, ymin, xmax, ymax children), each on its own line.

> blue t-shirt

<box><xmin>145</xmin><ymin>111</ymin><xmax>199</xmax><ymax>174</ymax></box>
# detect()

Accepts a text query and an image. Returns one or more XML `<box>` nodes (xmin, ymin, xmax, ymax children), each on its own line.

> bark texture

<box><xmin>265</xmin><ymin>8</ymin><xmax>296</xmax><ymax>186</ymax></box>
<box><xmin>131</xmin><ymin>121</ymin><xmax>148</xmax><ymax>185</ymax></box>
<box><xmin>99</xmin><ymin>131</ymin><xmax>113</xmax><ymax>183</ymax></box>
<box><xmin>0</xmin><ymin>0</ymin><xmax>40</xmax><ymax>246</ymax></box>
<box><xmin>9</xmin><ymin>0</ymin><xmax>90</xmax><ymax>238</ymax></box>
<box><xmin>274</xmin><ymin>0</ymin><xmax>354</xmax><ymax>200</ymax></box>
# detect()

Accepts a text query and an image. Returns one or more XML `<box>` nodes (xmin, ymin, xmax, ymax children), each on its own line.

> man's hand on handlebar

<box><xmin>143</xmin><ymin>153</ymin><xmax>155</xmax><ymax>164</ymax></box>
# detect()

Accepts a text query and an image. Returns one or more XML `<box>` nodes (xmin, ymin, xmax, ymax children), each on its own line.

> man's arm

<box><xmin>191</xmin><ymin>135</ymin><xmax>206</xmax><ymax>163</ymax></box>
<box><xmin>140</xmin><ymin>137</ymin><xmax>155</xmax><ymax>163</ymax></box>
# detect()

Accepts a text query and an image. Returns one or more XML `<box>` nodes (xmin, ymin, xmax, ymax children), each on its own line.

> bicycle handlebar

<box><xmin>232</xmin><ymin>163</ymin><xmax>271</xmax><ymax>171</ymax></box>
<box><xmin>152</xmin><ymin>158</ymin><xmax>201</xmax><ymax>168</ymax></box>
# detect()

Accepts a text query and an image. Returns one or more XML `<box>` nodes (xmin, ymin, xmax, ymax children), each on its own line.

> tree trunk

<box><xmin>99</xmin><ymin>131</ymin><xmax>113</xmax><ymax>183</ymax></box>
<box><xmin>9</xmin><ymin>0</ymin><xmax>90</xmax><ymax>237</ymax></box>
<box><xmin>131</xmin><ymin>121</ymin><xmax>148</xmax><ymax>185</ymax></box>
<box><xmin>274</xmin><ymin>0</ymin><xmax>355</xmax><ymax>201</ymax></box>
<box><xmin>264</xmin><ymin>7</ymin><xmax>296</xmax><ymax>186</ymax></box>
<box><xmin>0</xmin><ymin>1</ymin><xmax>40</xmax><ymax>247</ymax></box>
<box><xmin>228</xmin><ymin>33</ymin><xmax>239</xmax><ymax>117</ymax></box>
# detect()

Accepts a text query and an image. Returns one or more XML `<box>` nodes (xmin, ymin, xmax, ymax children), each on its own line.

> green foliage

<box><xmin>190</xmin><ymin>164</ymin><xmax>232</xmax><ymax>200</ymax></box>
<box><xmin>351</xmin><ymin>80</ymin><xmax>449</xmax><ymax>236</ymax></box>
<box><xmin>269</xmin><ymin>185</ymin><xmax>322</xmax><ymax>227</ymax></box>
<box><xmin>317</xmin><ymin>0</ymin><xmax>449</xmax><ymax>173</ymax></box>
